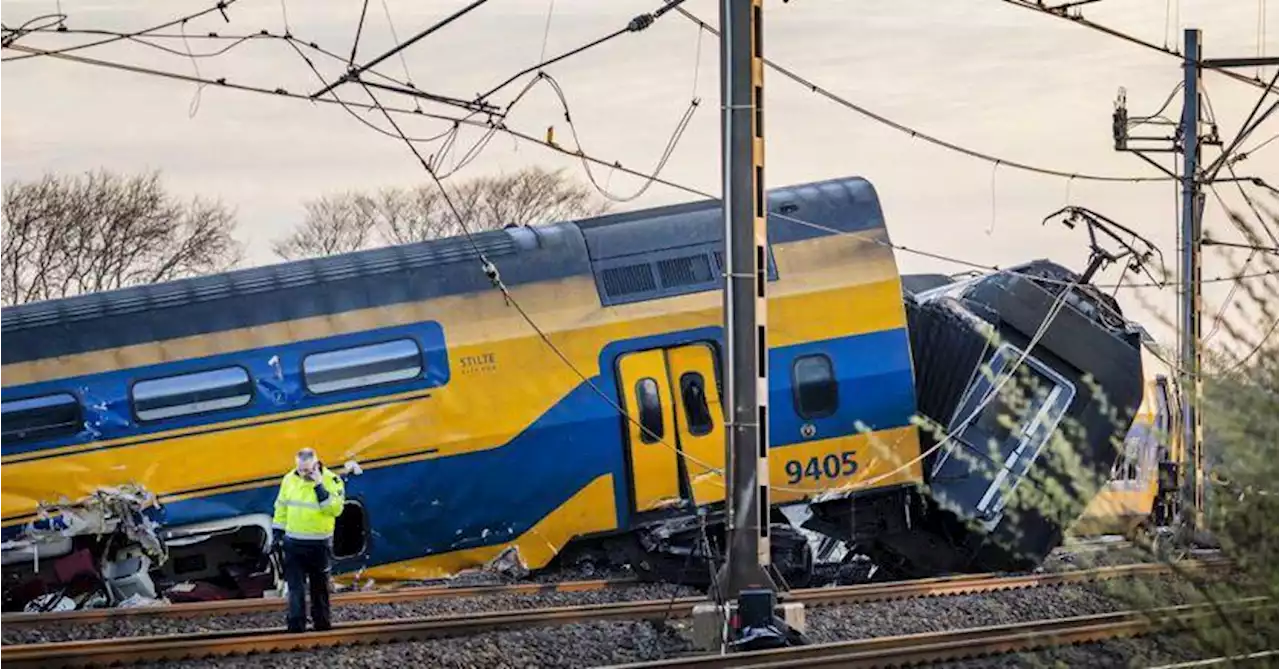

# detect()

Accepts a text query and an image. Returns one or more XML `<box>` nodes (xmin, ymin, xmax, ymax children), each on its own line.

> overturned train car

<box><xmin>0</xmin><ymin>177</ymin><xmax>1143</xmax><ymax>609</ymax></box>
<box><xmin>805</xmin><ymin>262</ymin><xmax>1145</xmax><ymax>576</ymax></box>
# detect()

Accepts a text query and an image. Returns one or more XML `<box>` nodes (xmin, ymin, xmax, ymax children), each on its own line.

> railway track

<box><xmin>1</xmin><ymin>576</ymin><xmax>639</xmax><ymax>628</ymax></box>
<box><xmin>1</xmin><ymin>559</ymin><xmax>1231</xmax><ymax>668</ymax></box>
<box><xmin>613</xmin><ymin>598</ymin><xmax>1273</xmax><ymax>668</ymax></box>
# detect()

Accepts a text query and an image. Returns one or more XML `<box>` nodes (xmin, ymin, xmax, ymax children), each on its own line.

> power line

<box><xmin>1</xmin><ymin>0</ymin><xmax>238</xmax><ymax>61</ymax></box>
<box><xmin>378</xmin><ymin>0</ymin><xmax>417</xmax><ymax>89</ymax></box>
<box><xmin>474</xmin><ymin>0</ymin><xmax>688</xmax><ymax>103</ymax></box>
<box><xmin>7</xmin><ymin>17</ymin><xmax>1273</xmax><ymax>295</ymax></box>
<box><xmin>673</xmin><ymin>6</ymin><xmax>1174</xmax><ymax>184</ymax></box>
<box><xmin>13</xmin><ymin>38</ymin><xmax>1276</xmax><ymax>296</ymax></box>
<box><xmin>995</xmin><ymin>0</ymin><xmax>1279</xmax><ymax>93</ymax></box>
<box><xmin>348</xmin><ymin>0</ymin><xmax>370</xmax><ymax>67</ymax></box>
<box><xmin>1</xmin><ymin>41</ymin><xmax>479</xmax><ymax>123</ymax></box>
<box><xmin>310</xmin><ymin>0</ymin><xmax>492</xmax><ymax>99</ymax></box>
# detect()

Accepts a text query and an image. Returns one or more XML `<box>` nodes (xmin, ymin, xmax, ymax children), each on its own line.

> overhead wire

<box><xmin>537</xmin><ymin>0</ymin><xmax>556</xmax><ymax>66</ymax></box>
<box><xmin>1200</xmin><ymin>185</ymin><xmax>1259</xmax><ymax>346</ymax></box>
<box><xmin>8</xmin><ymin>36</ymin><xmax>1274</xmax><ymax>299</ymax></box>
<box><xmin>1</xmin><ymin>0</ymin><xmax>238</xmax><ymax>62</ymax></box>
<box><xmin>674</xmin><ymin>6</ymin><xmax>1175</xmax><ymax>184</ymax></box>
<box><xmin>178</xmin><ymin>19</ymin><xmax>206</xmax><ymax>117</ymax></box>
<box><xmin>1200</xmin><ymin>123</ymin><xmax>1279</xmax><ymax>353</ymax></box>
<box><xmin>536</xmin><ymin>72</ymin><xmax>699</xmax><ymax>202</ymax></box>
<box><xmin>474</xmin><ymin>0</ymin><xmax>688</xmax><ymax>103</ymax></box>
<box><xmin>993</xmin><ymin>2</ymin><xmax>1280</xmax><ymax>363</ymax></box>
<box><xmin>378</xmin><ymin>0</ymin><xmax>416</xmax><ymax>90</ymax></box>
<box><xmin>349</xmin><ymin>0</ymin><xmax>370</xmax><ymax>67</ymax></box>
<box><xmin>7</xmin><ymin>9</ymin><xmax>1271</xmax><ymax>296</ymax></box>
<box><xmin>278</xmin><ymin>0</ymin><xmax>292</xmax><ymax>36</ymax></box>
<box><xmin>994</xmin><ymin>0</ymin><xmax>1278</xmax><ymax>93</ymax></box>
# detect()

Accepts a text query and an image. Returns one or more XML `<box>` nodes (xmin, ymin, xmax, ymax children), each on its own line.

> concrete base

<box><xmin>690</xmin><ymin>600</ymin><xmax>807</xmax><ymax>651</ymax></box>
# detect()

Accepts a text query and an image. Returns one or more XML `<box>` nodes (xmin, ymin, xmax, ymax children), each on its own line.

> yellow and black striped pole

<box><xmin>719</xmin><ymin>0</ymin><xmax>773</xmax><ymax>597</ymax></box>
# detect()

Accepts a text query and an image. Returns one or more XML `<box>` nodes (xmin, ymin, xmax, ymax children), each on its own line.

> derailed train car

<box><xmin>0</xmin><ymin>176</ymin><xmax>1145</xmax><ymax>609</ymax></box>
<box><xmin>1071</xmin><ymin>336</ymin><xmax>1183</xmax><ymax>538</ymax></box>
<box><xmin>806</xmin><ymin>262</ymin><xmax>1146</xmax><ymax>576</ymax></box>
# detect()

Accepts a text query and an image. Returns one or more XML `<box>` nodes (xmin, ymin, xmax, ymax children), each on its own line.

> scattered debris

<box><xmin>484</xmin><ymin>546</ymin><xmax>530</xmax><ymax>581</ymax></box>
<box><xmin>117</xmin><ymin>593</ymin><xmax>167</xmax><ymax>608</ymax></box>
<box><xmin>26</xmin><ymin>484</ymin><xmax>166</xmax><ymax>565</ymax></box>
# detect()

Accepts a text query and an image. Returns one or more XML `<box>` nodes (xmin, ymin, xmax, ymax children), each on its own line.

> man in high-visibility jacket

<box><xmin>273</xmin><ymin>448</ymin><xmax>345</xmax><ymax>632</ymax></box>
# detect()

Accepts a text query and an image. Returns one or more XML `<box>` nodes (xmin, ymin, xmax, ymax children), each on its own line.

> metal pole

<box><xmin>719</xmin><ymin>0</ymin><xmax>773</xmax><ymax>598</ymax></box>
<box><xmin>1178</xmin><ymin>27</ymin><xmax>1205</xmax><ymax>536</ymax></box>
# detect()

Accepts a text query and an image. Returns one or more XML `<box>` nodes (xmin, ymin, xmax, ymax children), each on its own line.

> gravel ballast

<box><xmin>136</xmin><ymin>575</ymin><xmax>1228</xmax><ymax>669</ymax></box>
<box><xmin>1</xmin><ymin>582</ymin><xmax>699</xmax><ymax>645</ymax></box>
<box><xmin>6</xmin><ymin>564</ymin><xmax>1249</xmax><ymax>669</ymax></box>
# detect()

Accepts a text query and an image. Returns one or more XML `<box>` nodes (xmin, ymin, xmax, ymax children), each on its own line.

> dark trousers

<box><xmin>283</xmin><ymin>538</ymin><xmax>332</xmax><ymax>632</ymax></box>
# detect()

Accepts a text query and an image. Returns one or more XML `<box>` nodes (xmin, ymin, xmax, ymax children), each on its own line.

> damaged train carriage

<box><xmin>0</xmin><ymin>177</ymin><xmax>924</xmax><ymax>607</ymax></box>
<box><xmin>0</xmin><ymin>175</ymin><xmax>1147</xmax><ymax>610</ymax></box>
<box><xmin>838</xmin><ymin>261</ymin><xmax>1147</xmax><ymax>575</ymax></box>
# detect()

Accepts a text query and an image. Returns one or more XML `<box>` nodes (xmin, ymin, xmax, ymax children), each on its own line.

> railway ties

<box><xmin>1</xmin><ymin>560</ymin><xmax>1236</xmax><ymax>668</ymax></box>
<box><xmin>614</xmin><ymin>599</ymin><xmax>1274</xmax><ymax>669</ymax></box>
<box><xmin>0</xmin><ymin>576</ymin><xmax>640</xmax><ymax>628</ymax></box>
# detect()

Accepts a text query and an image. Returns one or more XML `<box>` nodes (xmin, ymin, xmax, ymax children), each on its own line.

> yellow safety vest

<box><xmin>273</xmin><ymin>467</ymin><xmax>345</xmax><ymax>541</ymax></box>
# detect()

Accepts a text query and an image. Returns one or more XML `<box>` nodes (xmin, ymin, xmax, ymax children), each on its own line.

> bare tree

<box><xmin>274</xmin><ymin>166</ymin><xmax>610</xmax><ymax>259</ymax></box>
<box><xmin>2</xmin><ymin>170</ymin><xmax>241</xmax><ymax>306</ymax></box>
<box><xmin>271</xmin><ymin>194</ymin><xmax>378</xmax><ymax>261</ymax></box>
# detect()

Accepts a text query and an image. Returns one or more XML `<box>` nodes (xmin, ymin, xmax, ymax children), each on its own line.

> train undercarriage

<box><xmin>573</xmin><ymin>482</ymin><xmax>1054</xmax><ymax>594</ymax></box>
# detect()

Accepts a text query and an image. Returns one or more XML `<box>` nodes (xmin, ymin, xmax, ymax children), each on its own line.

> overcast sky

<box><xmin>2</xmin><ymin>0</ymin><xmax>1277</xmax><ymax>347</ymax></box>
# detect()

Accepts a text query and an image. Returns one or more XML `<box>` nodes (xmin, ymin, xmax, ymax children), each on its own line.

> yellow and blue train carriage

<box><xmin>1071</xmin><ymin>335</ymin><xmax>1182</xmax><ymax>538</ymax></box>
<box><xmin>1</xmin><ymin>177</ymin><xmax>921</xmax><ymax>595</ymax></box>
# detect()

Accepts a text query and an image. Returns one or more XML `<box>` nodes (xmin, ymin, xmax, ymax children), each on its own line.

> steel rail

<box><xmin>1</xmin><ymin>576</ymin><xmax>638</xmax><ymax>627</ymax></box>
<box><xmin>610</xmin><ymin>598</ymin><xmax>1273</xmax><ymax>668</ymax></box>
<box><xmin>1</xmin><ymin>554</ymin><xmax>1223</xmax><ymax>627</ymax></box>
<box><xmin>0</xmin><ymin>560</ymin><xmax>1231</xmax><ymax>668</ymax></box>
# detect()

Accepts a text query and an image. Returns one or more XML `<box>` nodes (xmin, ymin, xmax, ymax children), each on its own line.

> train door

<box><xmin>617</xmin><ymin>343</ymin><xmax>726</xmax><ymax>514</ymax></box>
<box><xmin>666</xmin><ymin>344</ymin><xmax>726</xmax><ymax>506</ymax></box>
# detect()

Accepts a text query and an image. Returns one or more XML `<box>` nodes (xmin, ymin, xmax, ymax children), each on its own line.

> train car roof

<box><xmin>1</xmin><ymin>176</ymin><xmax>885</xmax><ymax>365</ymax></box>
<box><xmin>900</xmin><ymin>274</ymin><xmax>955</xmax><ymax>296</ymax></box>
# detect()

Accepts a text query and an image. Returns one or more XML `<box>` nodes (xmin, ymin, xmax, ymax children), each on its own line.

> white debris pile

<box><xmin>1</xmin><ymin>484</ymin><xmax>170</xmax><ymax>613</ymax></box>
<box><xmin>25</xmin><ymin>484</ymin><xmax>167</xmax><ymax>564</ymax></box>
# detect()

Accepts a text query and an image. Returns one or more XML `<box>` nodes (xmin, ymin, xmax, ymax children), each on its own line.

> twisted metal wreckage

<box><xmin>2</xmin><ymin>461</ymin><xmax>535</xmax><ymax>612</ymax></box>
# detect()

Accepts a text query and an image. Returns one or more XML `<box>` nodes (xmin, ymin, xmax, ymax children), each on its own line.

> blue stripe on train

<box><xmin>769</xmin><ymin>328</ymin><xmax>917</xmax><ymax>442</ymax></box>
<box><xmin>134</xmin><ymin>378</ymin><xmax>625</xmax><ymax>573</ymax></box>
<box><xmin>0</xmin><ymin>321</ymin><xmax>450</xmax><ymax>458</ymax></box>
<box><xmin>1</xmin><ymin>326</ymin><xmax>917</xmax><ymax>572</ymax></box>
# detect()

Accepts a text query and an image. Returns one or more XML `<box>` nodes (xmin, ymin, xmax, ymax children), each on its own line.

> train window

<box><xmin>1</xmin><ymin>393</ymin><xmax>82</xmax><ymax>443</ymax></box>
<box><xmin>1113</xmin><ymin>426</ymin><xmax>1149</xmax><ymax>483</ymax></box>
<box><xmin>303</xmin><ymin>339</ymin><xmax>422</xmax><ymax>394</ymax></box>
<box><xmin>332</xmin><ymin>501</ymin><xmax>368</xmax><ymax>559</ymax></box>
<box><xmin>792</xmin><ymin>354</ymin><xmax>837</xmax><ymax>419</ymax></box>
<box><xmin>1154</xmin><ymin>377</ymin><xmax>1172</xmax><ymax>438</ymax></box>
<box><xmin>133</xmin><ymin>367</ymin><xmax>253</xmax><ymax>421</ymax></box>
<box><xmin>947</xmin><ymin>345</ymin><xmax>1075</xmax><ymax>518</ymax></box>
<box><xmin>636</xmin><ymin>378</ymin><xmax>665</xmax><ymax>444</ymax></box>
<box><xmin>679</xmin><ymin>372</ymin><xmax>714</xmax><ymax>436</ymax></box>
